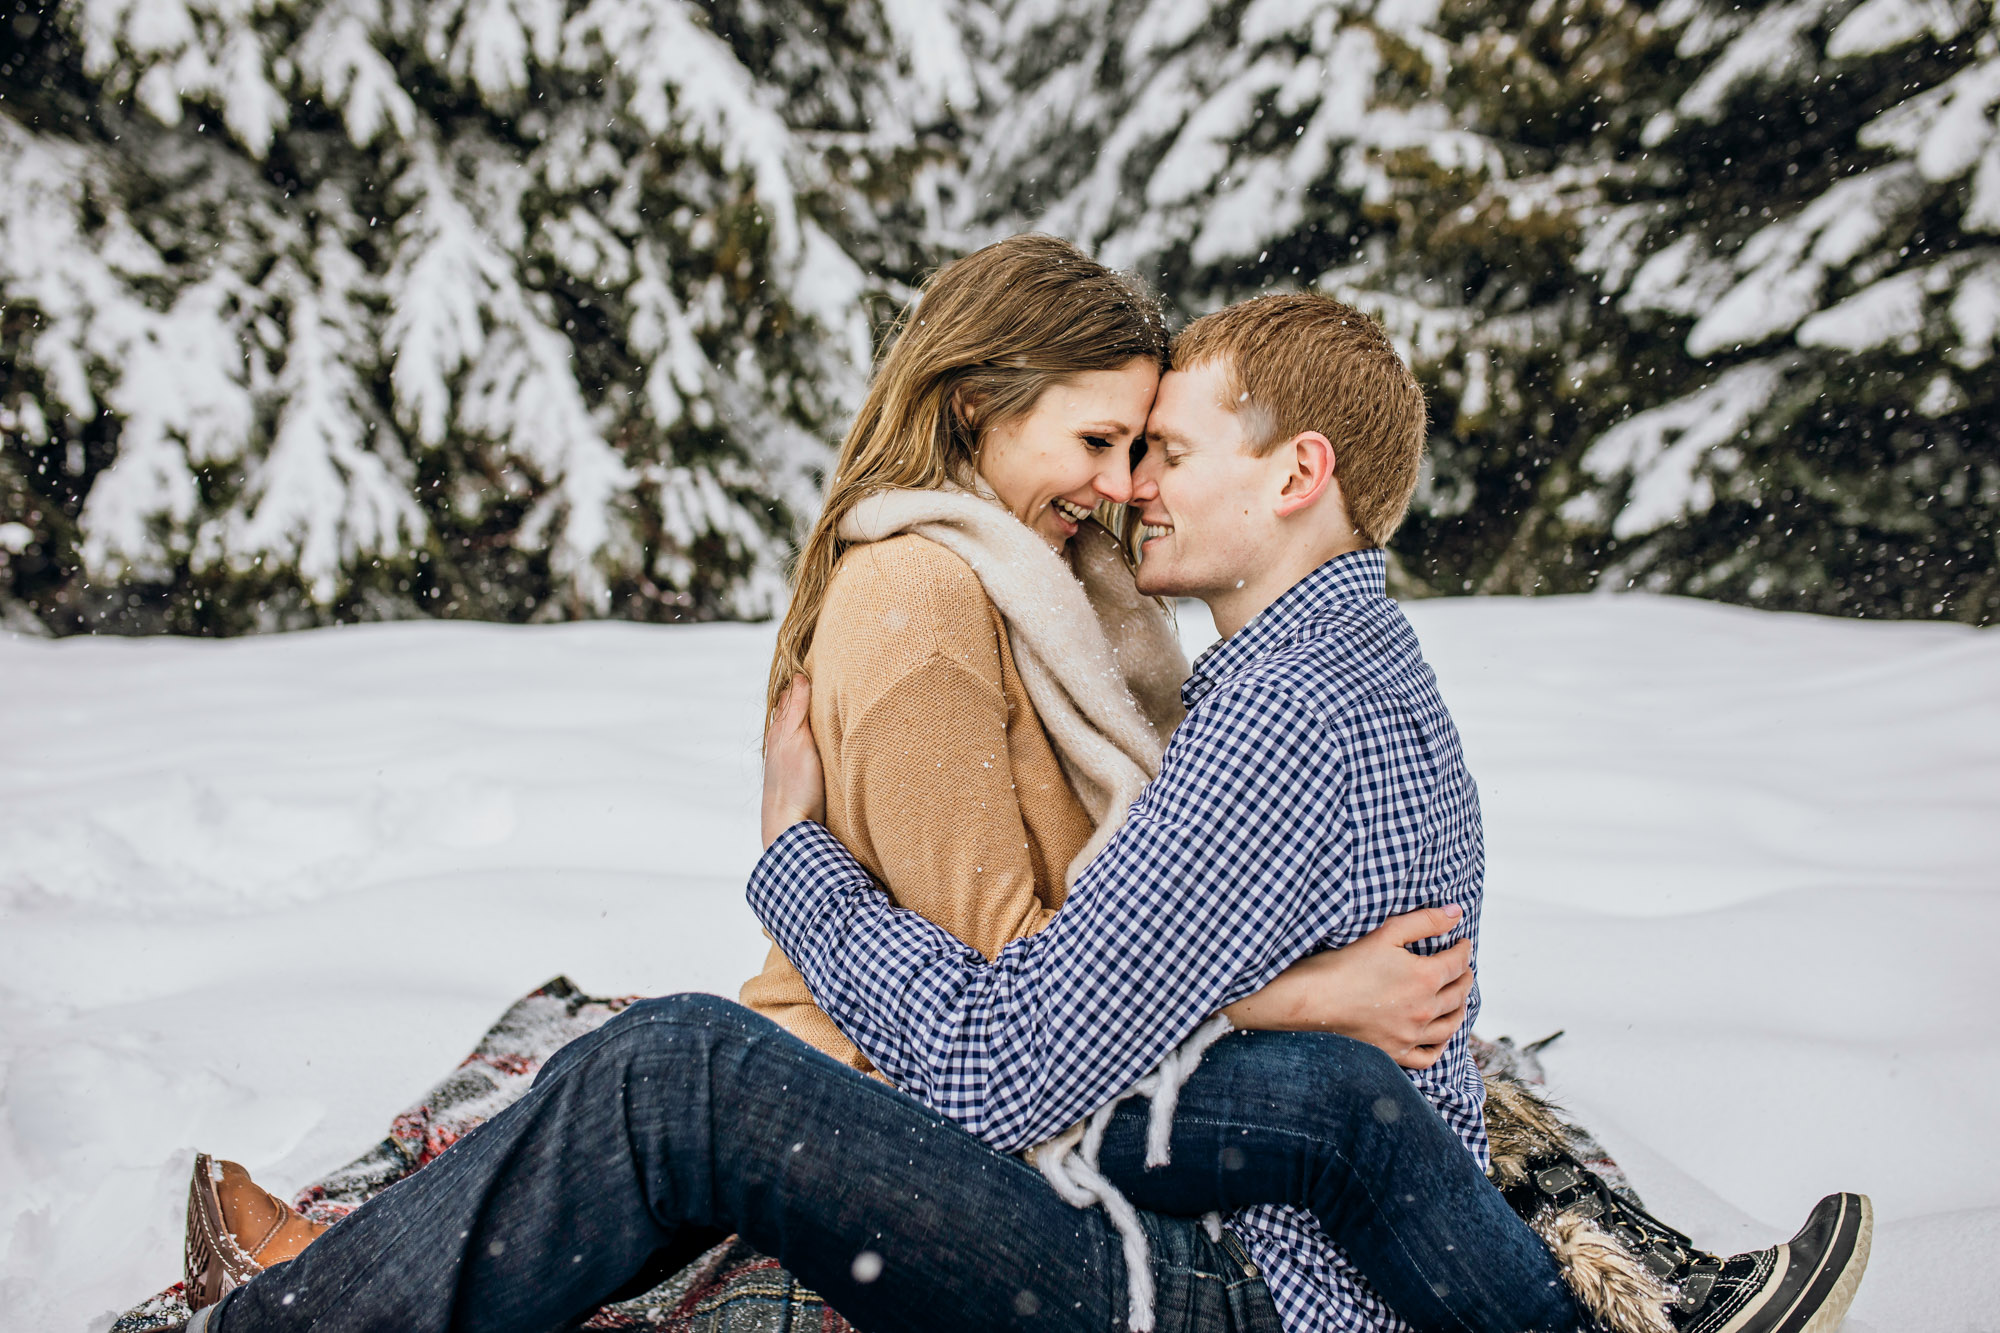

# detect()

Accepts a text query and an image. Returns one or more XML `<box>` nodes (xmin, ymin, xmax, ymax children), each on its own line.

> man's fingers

<box><xmin>1435</xmin><ymin>966</ymin><xmax>1475</xmax><ymax>1014</ymax></box>
<box><xmin>767</xmin><ymin>679</ymin><xmax>798</xmax><ymax>738</ymax></box>
<box><xmin>1419</xmin><ymin>939</ymin><xmax>1473</xmax><ymax>991</ymax></box>
<box><xmin>1419</xmin><ymin>1005</ymin><xmax>1467</xmax><ymax>1046</ymax></box>
<box><xmin>769</xmin><ymin>675</ymin><xmax>810</xmax><ymax>748</ymax></box>
<box><xmin>1378</xmin><ymin>903</ymin><xmax>1465</xmax><ymax>947</ymax></box>
<box><xmin>1397</xmin><ymin>1042</ymin><xmax>1446</xmax><ymax>1071</ymax></box>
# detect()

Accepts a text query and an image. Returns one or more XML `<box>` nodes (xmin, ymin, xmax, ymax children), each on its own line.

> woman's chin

<box><xmin>1037</xmin><ymin>515</ymin><xmax>1079</xmax><ymax>547</ymax></box>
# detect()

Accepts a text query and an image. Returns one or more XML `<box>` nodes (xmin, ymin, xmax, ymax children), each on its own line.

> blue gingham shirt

<box><xmin>749</xmin><ymin>548</ymin><xmax>1487</xmax><ymax>1333</ymax></box>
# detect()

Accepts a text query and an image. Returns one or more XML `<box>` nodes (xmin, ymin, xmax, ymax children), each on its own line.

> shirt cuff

<box><xmin>747</xmin><ymin>820</ymin><xmax>878</xmax><ymax>952</ymax></box>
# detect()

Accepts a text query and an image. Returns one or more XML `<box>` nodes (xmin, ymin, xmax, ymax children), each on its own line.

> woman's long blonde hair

<box><xmin>766</xmin><ymin>234</ymin><xmax>1169</xmax><ymax>722</ymax></box>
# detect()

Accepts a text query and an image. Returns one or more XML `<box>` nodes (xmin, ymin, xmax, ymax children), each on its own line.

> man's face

<box><xmin>1131</xmin><ymin>360</ymin><xmax>1284</xmax><ymax>602</ymax></box>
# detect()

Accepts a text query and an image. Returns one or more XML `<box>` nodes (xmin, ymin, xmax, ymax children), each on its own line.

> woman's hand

<box><xmin>761</xmin><ymin>674</ymin><xmax>827</xmax><ymax>848</ymax></box>
<box><xmin>1222</xmin><ymin>906</ymin><xmax>1474</xmax><ymax>1070</ymax></box>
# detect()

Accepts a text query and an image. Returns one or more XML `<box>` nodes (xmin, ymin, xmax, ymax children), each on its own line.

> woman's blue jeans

<box><xmin>212</xmin><ymin>996</ymin><xmax>1581</xmax><ymax>1333</ymax></box>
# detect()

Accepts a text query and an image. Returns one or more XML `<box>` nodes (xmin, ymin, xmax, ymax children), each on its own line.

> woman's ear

<box><xmin>950</xmin><ymin>385</ymin><xmax>981</xmax><ymax>434</ymax></box>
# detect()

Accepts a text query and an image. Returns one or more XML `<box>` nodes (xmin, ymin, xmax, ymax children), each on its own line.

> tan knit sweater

<box><xmin>738</xmin><ymin>534</ymin><xmax>1096</xmax><ymax>1070</ymax></box>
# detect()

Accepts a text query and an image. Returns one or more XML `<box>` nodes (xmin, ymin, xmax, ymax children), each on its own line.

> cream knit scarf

<box><xmin>839</xmin><ymin>484</ymin><xmax>1188</xmax><ymax>883</ymax></box>
<box><xmin>839</xmin><ymin>484</ymin><xmax>1234</xmax><ymax>1332</ymax></box>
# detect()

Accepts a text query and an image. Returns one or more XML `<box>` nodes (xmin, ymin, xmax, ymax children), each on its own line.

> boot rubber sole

<box><xmin>1711</xmin><ymin>1193</ymin><xmax>1872</xmax><ymax>1333</ymax></box>
<box><xmin>1795</xmin><ymin>1195</ymin><xmax>1871</xmax><ymax>1333</ymax></box>
<box><xmin>185</xmin><ymin>1152</ymin><xmax>266</xmax><ymax>1311</ymax></box>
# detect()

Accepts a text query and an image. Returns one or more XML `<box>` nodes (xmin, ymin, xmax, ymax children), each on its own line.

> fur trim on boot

<box><xmin>1530</xmin><ymin>1209</ymin><xmax>1676</xmax><ymax>1333</ymax></box>
<box><xmin>1483</xmin><ymin>1068</ymin><xmax>1676</xmax><ymax>1333</ymax></box>
<box><xmin>1484</xmin><ymin>1070</ymin><xmax>1584</xmax><ymax>1192</ymax></box>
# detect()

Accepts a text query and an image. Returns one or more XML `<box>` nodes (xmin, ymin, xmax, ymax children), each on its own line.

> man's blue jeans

<box><xmin>211</xmin><ymin>996</ymin><xmax>1580</xmax><ymax>1333</ymax></box>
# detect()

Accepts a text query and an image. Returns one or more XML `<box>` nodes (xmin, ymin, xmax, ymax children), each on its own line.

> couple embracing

<box><xmin>181</xmin><ymin>235</ymin><xmax>1870</xmax><ymax>1333</ymax></box>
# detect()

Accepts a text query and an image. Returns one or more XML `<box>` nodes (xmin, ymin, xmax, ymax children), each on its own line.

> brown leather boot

<box><xmin>183</xmin><ymin>1153</ymin><xmax>330</xmax><ymax>1310</ymax></box>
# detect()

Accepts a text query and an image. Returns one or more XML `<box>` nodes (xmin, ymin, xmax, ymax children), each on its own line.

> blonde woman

<box><xmin>737</xmin><ymin>233</ymin><xmax>1196</xmax><ymax>1070</ymax></box>
<box><xmin>182</xmin><ymin>237</ymin><xmax>1492</xmax><ymax>1333</ymax></box>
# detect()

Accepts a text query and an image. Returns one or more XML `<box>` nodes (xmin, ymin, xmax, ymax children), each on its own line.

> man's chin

<box><xmin>1134</xmin><ymin>564</ymin><xmax>1188</xmax><ymax>599</ymax></box>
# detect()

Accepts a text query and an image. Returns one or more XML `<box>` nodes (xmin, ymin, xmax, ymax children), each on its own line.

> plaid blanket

<box><xmin>113</xmin><ymin>979</ymin><xmax>1629</xmax><ymax>1332</ymax></box>
<box><xmin>114</xmin><ymin>979</ymin><xmax>856</xmax><ymax>1333</ymax></box>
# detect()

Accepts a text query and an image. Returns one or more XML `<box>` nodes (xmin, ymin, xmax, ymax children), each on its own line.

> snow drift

<box><xmin>1</xmin><ymin>596</ymin><xmax>1995</xmax><ymax>1332</ymax></box>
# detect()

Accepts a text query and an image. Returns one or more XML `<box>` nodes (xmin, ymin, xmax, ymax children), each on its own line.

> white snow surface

<box><xmin>3</xmin><ymin>599</ymin><xmax>1997</xmax><ymax>1333</ymax></box>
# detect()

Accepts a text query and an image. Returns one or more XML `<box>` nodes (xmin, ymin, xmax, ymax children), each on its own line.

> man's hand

<box><xmin>761</xmin><ymin>674</ymin><xmax>827</xmax><ymax>848</ymax></box>
<box><xmin>1222</xmin><ymin>906</ymin><xmax>1474</xmax><ymax>1070</ymax></box>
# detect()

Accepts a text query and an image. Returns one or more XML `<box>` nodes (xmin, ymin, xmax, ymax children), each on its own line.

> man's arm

<box><xmin>752</xmin><ymin>682</ymin><xmax>1440</xmax><ymax>1151</ymax></box>
<box><xmin>1222</xmin><ymin>905</ymin><xmax>1472</xmax><ymax>1068</ymax></box>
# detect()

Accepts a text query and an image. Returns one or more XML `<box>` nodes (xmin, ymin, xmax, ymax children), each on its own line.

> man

<box><xmin>747</xmin><ymin>295</ymin><xmax>1868</xmax><ymax>1333</ymax></box>
<box><xmin>193</xmin><ymin>295</ymin><xmax>1866</xmax><ymax>1333</ymax></box>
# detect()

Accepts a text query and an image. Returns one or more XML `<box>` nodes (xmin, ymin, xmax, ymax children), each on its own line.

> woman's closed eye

<box><xmin>1081</xmin><ymin>434</ymin><xmax>1114</xmax><ymax>451</ymax></box>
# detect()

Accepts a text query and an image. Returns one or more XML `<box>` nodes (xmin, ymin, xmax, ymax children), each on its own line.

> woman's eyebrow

<box><xmin>1079</xmin><ymin>420</ymin><xmax>1141</xmax><ymax>438</ymax></box>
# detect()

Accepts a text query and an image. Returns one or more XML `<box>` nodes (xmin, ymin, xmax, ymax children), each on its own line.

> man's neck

<box><xmin>1206</xmin><ymin>536</ymin><xmax>1367</xmax><ymax>638</ymax></box>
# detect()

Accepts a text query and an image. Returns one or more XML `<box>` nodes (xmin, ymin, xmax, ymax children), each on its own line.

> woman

<box><xmin>183</xmin><ymin>236</ymin><xmax>1774</xmax><ymax>1333</ymax></box>
<box><xmin>737</xmin><ymin>233</ymin><xmax>1192</xmax><ymax>1074</ymax></box>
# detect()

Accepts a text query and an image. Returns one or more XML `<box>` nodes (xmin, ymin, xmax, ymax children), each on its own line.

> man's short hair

<box><xmin>1171</xmin><ymin>292</ymin><xmax>1426</xmax><ymax>547</ymax></box>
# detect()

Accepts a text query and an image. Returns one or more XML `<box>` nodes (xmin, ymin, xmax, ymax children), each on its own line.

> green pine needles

<box><xmin>2</xmin><ymin>0</ymin><xmax>1994</xmax><ymax>632</ymax></box>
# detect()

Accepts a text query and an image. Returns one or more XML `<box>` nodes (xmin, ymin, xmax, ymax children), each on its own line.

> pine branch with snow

<box><xmin>964</xmin><ymin>0</ymin><xmax>1997</xmax><ymax>623</ymax></box>
<box><xmin>0</xmin><ymin>0</ymin><xmax>969</xmax><ymax>632</ymax></box>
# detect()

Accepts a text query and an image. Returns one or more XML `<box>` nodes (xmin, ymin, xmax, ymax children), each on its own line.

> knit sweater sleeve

<box><xmin>813</xmin><ymin>542</ymin><xmax>1058</xmax><ymax>960</ymax></box>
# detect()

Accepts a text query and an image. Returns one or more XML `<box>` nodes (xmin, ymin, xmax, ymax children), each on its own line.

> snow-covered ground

<box><xmin>2</xmin><ymin>597</ymin><xmax>1995</xmax><ymax>1333</ymax></box>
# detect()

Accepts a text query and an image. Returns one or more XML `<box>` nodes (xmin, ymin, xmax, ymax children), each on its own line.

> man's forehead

<box><xmin>1148</xmin><ymin>364</ymin><xmax>1233</xmax><ymax>439</ymax></box>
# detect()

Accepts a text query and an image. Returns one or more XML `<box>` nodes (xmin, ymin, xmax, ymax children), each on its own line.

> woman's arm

<box><xmin>832</xmin><ymin>653</ymin><xmax>1061</xmax><ymax>956</ymax></box>
<box><xmin>805</xmin><ymin>548</ymin><xmax>1072</xmax><ymax>963</ymax></box>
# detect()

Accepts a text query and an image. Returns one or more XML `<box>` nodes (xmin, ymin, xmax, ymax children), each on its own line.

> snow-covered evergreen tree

<box><xmin>1561</xmin><ymin>0</ymin><xmax>2000</xmax><ymax>620</ymax></box>
<box><xmin>0</xmin><ymin>0</ymin><xmax>969</xmax><ymax>632</ymax></box>
<box><xmin>6</xmin><ymin>0</ymin><xmax>1994</xmax><ymax>631</ymax></box>
<box><xmin>960</xmin><ymin>0</ymin><xmax>1998</xmax><ymax>623</ymax></box>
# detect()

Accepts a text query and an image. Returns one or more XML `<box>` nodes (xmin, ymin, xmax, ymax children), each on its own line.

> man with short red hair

<box><xmin>752</xmin><ymin>291</ymin><xmax>1869</xmax><ymax>1333</ymax></box>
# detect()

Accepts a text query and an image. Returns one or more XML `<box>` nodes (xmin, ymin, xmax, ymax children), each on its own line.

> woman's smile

<box><xmin>1051</xmin><ymin>496</ymin><xmax>1095</xmax><ymax>526</ymax></box>
<box><xmin>974</xmin><ymin>358</ymin><xmax>1157</xmax><ymax>550</ymax></box>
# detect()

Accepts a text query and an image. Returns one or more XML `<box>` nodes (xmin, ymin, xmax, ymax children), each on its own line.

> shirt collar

<box><xmin>1181</xmin><ymin>548</ymin><xmax>1388</xmax><ymax>709</ymax></box>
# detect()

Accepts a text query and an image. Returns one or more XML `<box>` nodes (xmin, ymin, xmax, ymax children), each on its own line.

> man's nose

<box><xmin>1129</xmin><ymin>448</ymin><xmax>1160</xmax><ymax>503</ymax></box>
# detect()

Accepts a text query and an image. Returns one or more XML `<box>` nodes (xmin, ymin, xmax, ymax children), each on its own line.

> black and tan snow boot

<box><xmin>1480</xmin><ymin>1064</ymin><xmax>1871</xmax><ymax>1333</ymax></box>
<box><xmin>1506</xmin><ymin>1150</ymin><xmax>1872</xmax><ymax>1333</ymax></box>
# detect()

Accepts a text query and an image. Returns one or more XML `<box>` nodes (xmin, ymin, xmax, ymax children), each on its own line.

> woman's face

<box><xmin>975</xmin><ymin>358</ymin><xmax>1159</xmax><ymax>550</ymax></box>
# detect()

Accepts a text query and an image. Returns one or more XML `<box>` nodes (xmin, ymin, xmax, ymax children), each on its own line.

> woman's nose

<box><xmin>1091</xmin><ymin>451</ymin><xmax>1134</xmax><ymax>505</ymax></box>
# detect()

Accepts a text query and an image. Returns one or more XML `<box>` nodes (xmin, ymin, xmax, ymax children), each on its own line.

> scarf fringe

<box><xmin>1029</xmin><ymin>1015</ymin><xmax>1236</xmax><ymax>1331</ymax></box>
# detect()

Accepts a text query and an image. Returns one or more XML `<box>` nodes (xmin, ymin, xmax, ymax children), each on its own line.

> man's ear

<box><xmin>1273</xmin><ymin>431</ymin><xmax>1335</xmax><ymax>518</ymax></box>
